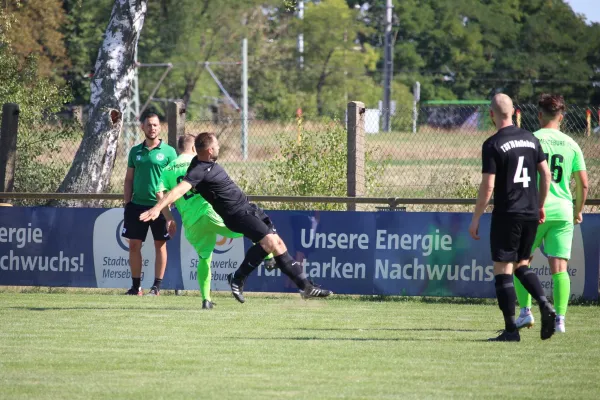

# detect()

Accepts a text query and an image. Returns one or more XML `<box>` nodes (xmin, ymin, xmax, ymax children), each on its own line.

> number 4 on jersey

<box><xmin>513</xmin><ymin>156</ymin><xmax>530</xmax><ymax>187</ymax></box>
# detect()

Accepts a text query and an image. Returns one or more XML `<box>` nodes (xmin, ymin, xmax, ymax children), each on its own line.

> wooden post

<box><xmin>0</xmin><ymin>103</ymin><xmax>19</xmax><ymax>200</ymax></box>
<box><xmin>167</xmin><ymin>100</ymin><xmax>186</xmax><ymax>149</ymax></box>
<box><xmin>347</xmin><ymin>101</ymin><xmax>365</xmax><ymax>211</ymax></box>
<box><xmin>515</xmin><ymin>109</ymin><xmax>521</xmax><ymax>128</ymax></box>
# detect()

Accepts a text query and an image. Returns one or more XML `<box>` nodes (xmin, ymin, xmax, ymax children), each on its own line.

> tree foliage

<box><xmin>0</xmin><ymin>43</ymin><xmax>74</xmax><ymax>198</ymax></box>
<box><xmin>5</xmin><ymin>0</ymin><xmax>600</xmax><ymax>123</ymax></box>
<box><xmin>2</xmin><ymin>0</ymin><xmax>69</xmax><ymax>82</ymax></box>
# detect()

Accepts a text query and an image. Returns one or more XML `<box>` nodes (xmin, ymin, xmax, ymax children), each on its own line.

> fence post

<box><xmin>0</xmin><ymin>103</ymin><xmax>19</xmax><ymax>200</ymax></box>
<box><xmin>347</xmin><ymin>101</ymin><xmax>366</xmax><ymax>211</ymax></box>
<box><xmin>167</xmin><ymin>100</ymin><xmax>186</xmax><ymax>149</ymax></box>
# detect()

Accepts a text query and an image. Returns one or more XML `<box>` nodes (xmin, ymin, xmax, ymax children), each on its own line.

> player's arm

<box><xmin>140</xmin><ymin>181</ymin><xmax>192</xmax><ymax>222</ymax></box>
<box><xmin>124</xmin><ymin>167</ymin><xmax>134</xmax><ymax>205</ymax></box>
<box><xmin>156</xmin><ymin>191</ymin><xmax>177</xmax><ymax>236</ymax></box>
<box><xmin>574</xmin><ymin>170</ymin><xmax>588</xmax><ymax>224</ymax></box>
<box><xmin>470</xmin><ymin>143</ymin><xmax>495</xmax><ymax>240</ymax></box>
<box><xmin>156</xmin><ymin>191</ymin><xmax>174</xmax><ymax>220</ymax></box>
<box><xmin>472</xmin><ymin>173</ymin><xmax>495</xmax><ymax>221</ymax></box>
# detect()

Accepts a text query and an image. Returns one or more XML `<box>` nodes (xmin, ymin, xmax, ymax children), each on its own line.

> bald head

<box><xmin>491</xmin><ymin>94</ymin><xmax>514</xmax><ymax>120</ymax></box>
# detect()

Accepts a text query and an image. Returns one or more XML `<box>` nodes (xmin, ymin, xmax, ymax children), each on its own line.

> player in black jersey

<box><xmin>140</xmin><ymin>132</ymin><xmax>332</xmax><ymax>303</ymax></box>
<box><xmin>469</xmin><ymin>94</ymin><xmax>555</xmax><ymax>342</ymax></box>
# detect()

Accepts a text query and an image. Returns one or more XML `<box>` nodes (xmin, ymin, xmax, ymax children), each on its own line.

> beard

<box><xmin>144</xmin><ymin>131</ymin><xmax>158</xmax><ymax>140</ymax></box>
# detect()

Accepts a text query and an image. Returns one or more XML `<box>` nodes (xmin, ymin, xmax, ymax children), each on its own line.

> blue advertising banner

<box><xmin>1</xmin><ymin>207</ymin><xmax>598</xmax><ymax>300</ymax></box>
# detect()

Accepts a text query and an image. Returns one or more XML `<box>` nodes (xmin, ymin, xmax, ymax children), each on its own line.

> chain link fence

<box><xmin>8</xmin><ymin>103</ymin><xmax>600</xmax><ymax>211</ymax></box>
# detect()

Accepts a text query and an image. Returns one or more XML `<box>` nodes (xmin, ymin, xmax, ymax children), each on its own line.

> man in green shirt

<box><xmin>158</xmin><ymin>134</ymin><xmax>274</xmax><ymax>309</ymax></box>
<box><xmin>515</xmin><ymin>94</ymin><xmax>588</xmax><ymax>333</ymax></box>
<box><xmin>122</xmin><ymin>112</ymin><xmax>177</xmax><ymax>296</ymax></box>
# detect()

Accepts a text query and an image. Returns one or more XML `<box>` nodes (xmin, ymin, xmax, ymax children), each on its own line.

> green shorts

<box><xmin>531</xmin><ymin>220</ymin><xmax>574</xmax><ymax>260</ymax></box>
<box><xmin>184</xmin><ymin>213</ymin><xmax>243</xmax><ymax>259</ymax></box>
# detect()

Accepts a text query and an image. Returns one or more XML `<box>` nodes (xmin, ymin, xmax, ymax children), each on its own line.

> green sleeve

<box><xmin>157</xmin><ymin>176</ymin><xmax>167</xmax><ymax>193</ymax></box>
<box><xmin>127</xmin><ymin>148</ymin><xmax>135</xmax><ymax>168</ymax></box>
<box><xmin>168</xmin><ymin>147</ymin><xmax>178</xmax><ymax>163</ymax></box>
<box><xmin>573</xmin><ymin>144</ymin><xmax>586</xmax><ymax>172</ymax></box>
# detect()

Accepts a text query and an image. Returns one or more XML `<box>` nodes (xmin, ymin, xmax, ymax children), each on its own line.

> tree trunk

<box><xmin>316</xmin><ymin>50</ymin><xmax>333</xmax><ymax>116</ymax></box>
<box><xmin>53</xmin><ymin>0</ymin><xmax>148</xmax><ymax>207</ymax></box>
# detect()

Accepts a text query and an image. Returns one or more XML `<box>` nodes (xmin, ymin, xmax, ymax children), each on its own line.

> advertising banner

<box><xmin>1</xmin><ymin>207</ymin><xmax>598</xmax><ymax>300</ymax></box>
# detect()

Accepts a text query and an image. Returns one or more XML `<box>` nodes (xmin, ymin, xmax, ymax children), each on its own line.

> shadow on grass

<box><xmin>223</xmin><ymin>336</ymin><xmax>488</xmax><ymax>342</ymax></box>
<box><xmin>4</xmin><ymin>306</ymin><xmax>194</xmax><ymax>312</ymax></box>
<box><xmin>292</xmin><ymin>327</ymin><xmax>486</xmax><ymax>332</ymax></box>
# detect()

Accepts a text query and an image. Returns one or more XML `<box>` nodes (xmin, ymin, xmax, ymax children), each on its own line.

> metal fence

<box><xmin>6</xmin><ymin>103</ymin><xmax>600</xmax><ymax>210</ymax></box>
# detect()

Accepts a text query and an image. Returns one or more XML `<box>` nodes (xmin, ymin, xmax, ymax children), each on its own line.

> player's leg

<box><xmin>209</xmin><ymin>213</ymin><xmax>275</xmax><ymax>269</ymax></box>
<box><xmin>148</xmin><ymin>212</ymin><xmax>171</xmax><ymax>296</ymax></box>
<box><xmin>258</xmin><ymin>232</ymin><xmax>332</xmax><ymax>299</ymax></box>
<box><xmin>223</xmin><ymin>206</ymin><xmax>277</xmax><ymax>302</ymax></box>
<box><xmin>514</xmin><ymin>223</ymin><xmax>548</xmax><ymax>329</ymax></box>
<box><xmin>490</xmin><ymin>260</ymin><xmax>520</xmax><ymax>341</ymax></box>
<box><xmin>184</xmin><ymin>216</ymin><xmax>218</xmax><ymax>308</ymax></box>
<box><xmin>513</xmin><ymin>220</ymin><xmax>555</xmax><ymax>340</ymax></box>
<box><xmin>488</xmin><ymin>215</ymin><xmax>521</xmax><ymax>341</ymax></box>
<box><xmin>545</xmin><ymin>221</ymin><xmax>574</xmax><ymax>333</ymax></box>
<box><xmin>224</xmin><ymin>204</ymin><xmax>331</xmax><ymax>302</ymax></box>
<box><xmin>122</xmin><ymin>202</ymin><xmax>150</xmax><ymax>295</ymax></box>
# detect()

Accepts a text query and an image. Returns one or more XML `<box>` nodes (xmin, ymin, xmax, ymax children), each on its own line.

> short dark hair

<box><xmin>177</xmin><ymin>134</ymin><xmax>196</xmax><ymax>151</ymax></box>
<box><xmin>140</xmin><ymin>111</ymin><xmax>160</xmax><ymax>123</ymax></box>
<box><xmin>195</xmin><ymin>132</ymin><xmax>217</xmax><ymax>150</ymax></box>
<box><xmin>538</xmin><ymin>94</ymin><xmax>566</xmax><ymax>117</ymax></box>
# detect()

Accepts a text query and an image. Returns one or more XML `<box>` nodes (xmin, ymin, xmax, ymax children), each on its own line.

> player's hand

<box><xmin>140</xmin><ymin>207</ymin><xmax>160</xmax><ymax>222</ymax></box>
<box><xmin>167</xmin><ymin>219</ymin><xmax>177</xmax><ymax>236</ymax></box>
<box><xmin>538</xmin><ymin>207</ymin><xmax>546</xmax><ymax>224</ymax></box>
<box><xmin>468</xmin><ymin>219</ymin><xmax>480</xmax><ymax>240</ymax></box>
<box><xmin>574</xmin><ymin>212</ymin><xmax>583</xmax><ymax>225</ymax></box>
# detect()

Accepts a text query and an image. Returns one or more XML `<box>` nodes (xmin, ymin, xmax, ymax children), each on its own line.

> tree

<box><xmin>0</xmin><ymin>6</ymin><xmax>73</xmax><ymax>201</ymax></box>
<box><xmin>55</xmin><ymin>0</ymin><xmax>148</xmax><ymax>205</ymax></box>
<box><xmin>2</xmin><ymin>0</ymin><xmax>69</xmax><ymax>82</ymax></box>
<box><xmin>138</xmin><ymin>0</ymin><xmax>277</xmax><ymax>117</ymax></box>
<box><xmin>299</xmin><ymin>0</ymin><xmax>378</xmax><ymax>115</ymax></box>
<box><xmin>62</xmin><ymin>0</ymin><xmax>114</xmax><ymax>104</ymax></box>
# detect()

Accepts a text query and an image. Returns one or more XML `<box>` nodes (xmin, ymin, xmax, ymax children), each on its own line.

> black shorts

<box><xmin>490</xmin><ymin>215</ymin><xmax>538</xmax><ymax>262</ymax></box>
<box><xmin>223</xmin><ymin>203</ymin><xmax>276</xmax><ymax>243</ymax></box>
<box><xmin>122</xmin><ymin>202</ymin><xmax>170</xmax><ymax>242</ymax></box>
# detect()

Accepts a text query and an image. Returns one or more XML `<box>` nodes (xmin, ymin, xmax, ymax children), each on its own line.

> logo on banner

<box><xmin>115</xmin><ymin>220</ymin><xmax>147</xmax><ymax>251</ymax></box>
<box><xmin>213</xmin><ymin>237</ymin><xmax>235</xmax><ymax>254</ymax></box>
<box><xmin>180</xmin><ymin>228</ymin><xmax>245</xmax><ymax>291</ymax></box>
<box><xmin>530</xmin><ymin>225</ymin><xmax>585</xmax><ymax>299</ymax></box>
<box><xmin>93</xmin><ymin>208</ymin><xmax>155</xmax><ymax>289</ymax></box>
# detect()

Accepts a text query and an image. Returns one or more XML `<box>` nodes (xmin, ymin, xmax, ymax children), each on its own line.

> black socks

<box><xmin>514</xmin><ymin>266</ymin><xmax>549</xmax><ymax>306</ymax></box>
<box><xmin>274</xmin><ymin>252</ymin><xmax>309</xmax><ymax>290</ymax></box>
<box><xmin>495</xmin><ymin>274</ymin><xmax>517</xmax><ymax>332</ymax></box>
<box><xmin>132</xmin><ymin>277</ymin><xmax>141</xmax><ymax>289</ymax></box>
<box><xmin>234</xmin><ymin>244</ymin><xmax>269</xmax><ymax>281</ymax></box>
<box><xmin>153</xmin><ymin>278</ymin><xmax>162</xmax><ymax>290</ymax></box>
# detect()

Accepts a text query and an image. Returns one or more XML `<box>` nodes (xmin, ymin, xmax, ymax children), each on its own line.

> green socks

<box><xmin>515</xmin><ymin>268</ymin><xmax>570</xmax><ymax>316</ymax></box>
<box><xmin>198</xmin><ymin>257</ymin><xmax>212</xmax><ymax>301</ymax></box>
<box><xmin>553</xmin><ymin>271</ymin><xmax>570</xmax><ymax>316</ymax></box>
<box><xmin>514</xmin><ymin>273</ymin><xmax>532</xmax><ymax>309</ymax></box>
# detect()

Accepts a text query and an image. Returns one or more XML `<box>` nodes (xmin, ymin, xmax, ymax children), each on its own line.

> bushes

<box><xmin>0</xmin><ymin>46</ymin><xmax>76</xmax><ymax>204</ymax></box>
<box><xmin>238</xmin><ymin>119</ymin><xmax>382</xmax><ymax>210</ymax></box>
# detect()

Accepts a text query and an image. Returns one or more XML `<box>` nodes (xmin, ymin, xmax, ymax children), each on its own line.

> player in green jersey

<box><xmin>515</xmin><ymin>94</ymin><xmax>588</xmax><ymax>333</ymax></box>
<box><xmin>158</xmin><ymin>134</ymin><xmax>274</xmax><ymax>309</ymax></box>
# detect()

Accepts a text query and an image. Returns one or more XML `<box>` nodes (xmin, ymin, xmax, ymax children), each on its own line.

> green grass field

<box><xmin>1</xmin><ymin>291</ymin><xmax>599</xmax><ymax>399</ymax></box>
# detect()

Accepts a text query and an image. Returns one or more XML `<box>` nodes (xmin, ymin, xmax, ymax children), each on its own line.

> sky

<box><xmin>565</xmin><ymin>0</ymin><xmax>600</xmax><ymax>24</ymax></box>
